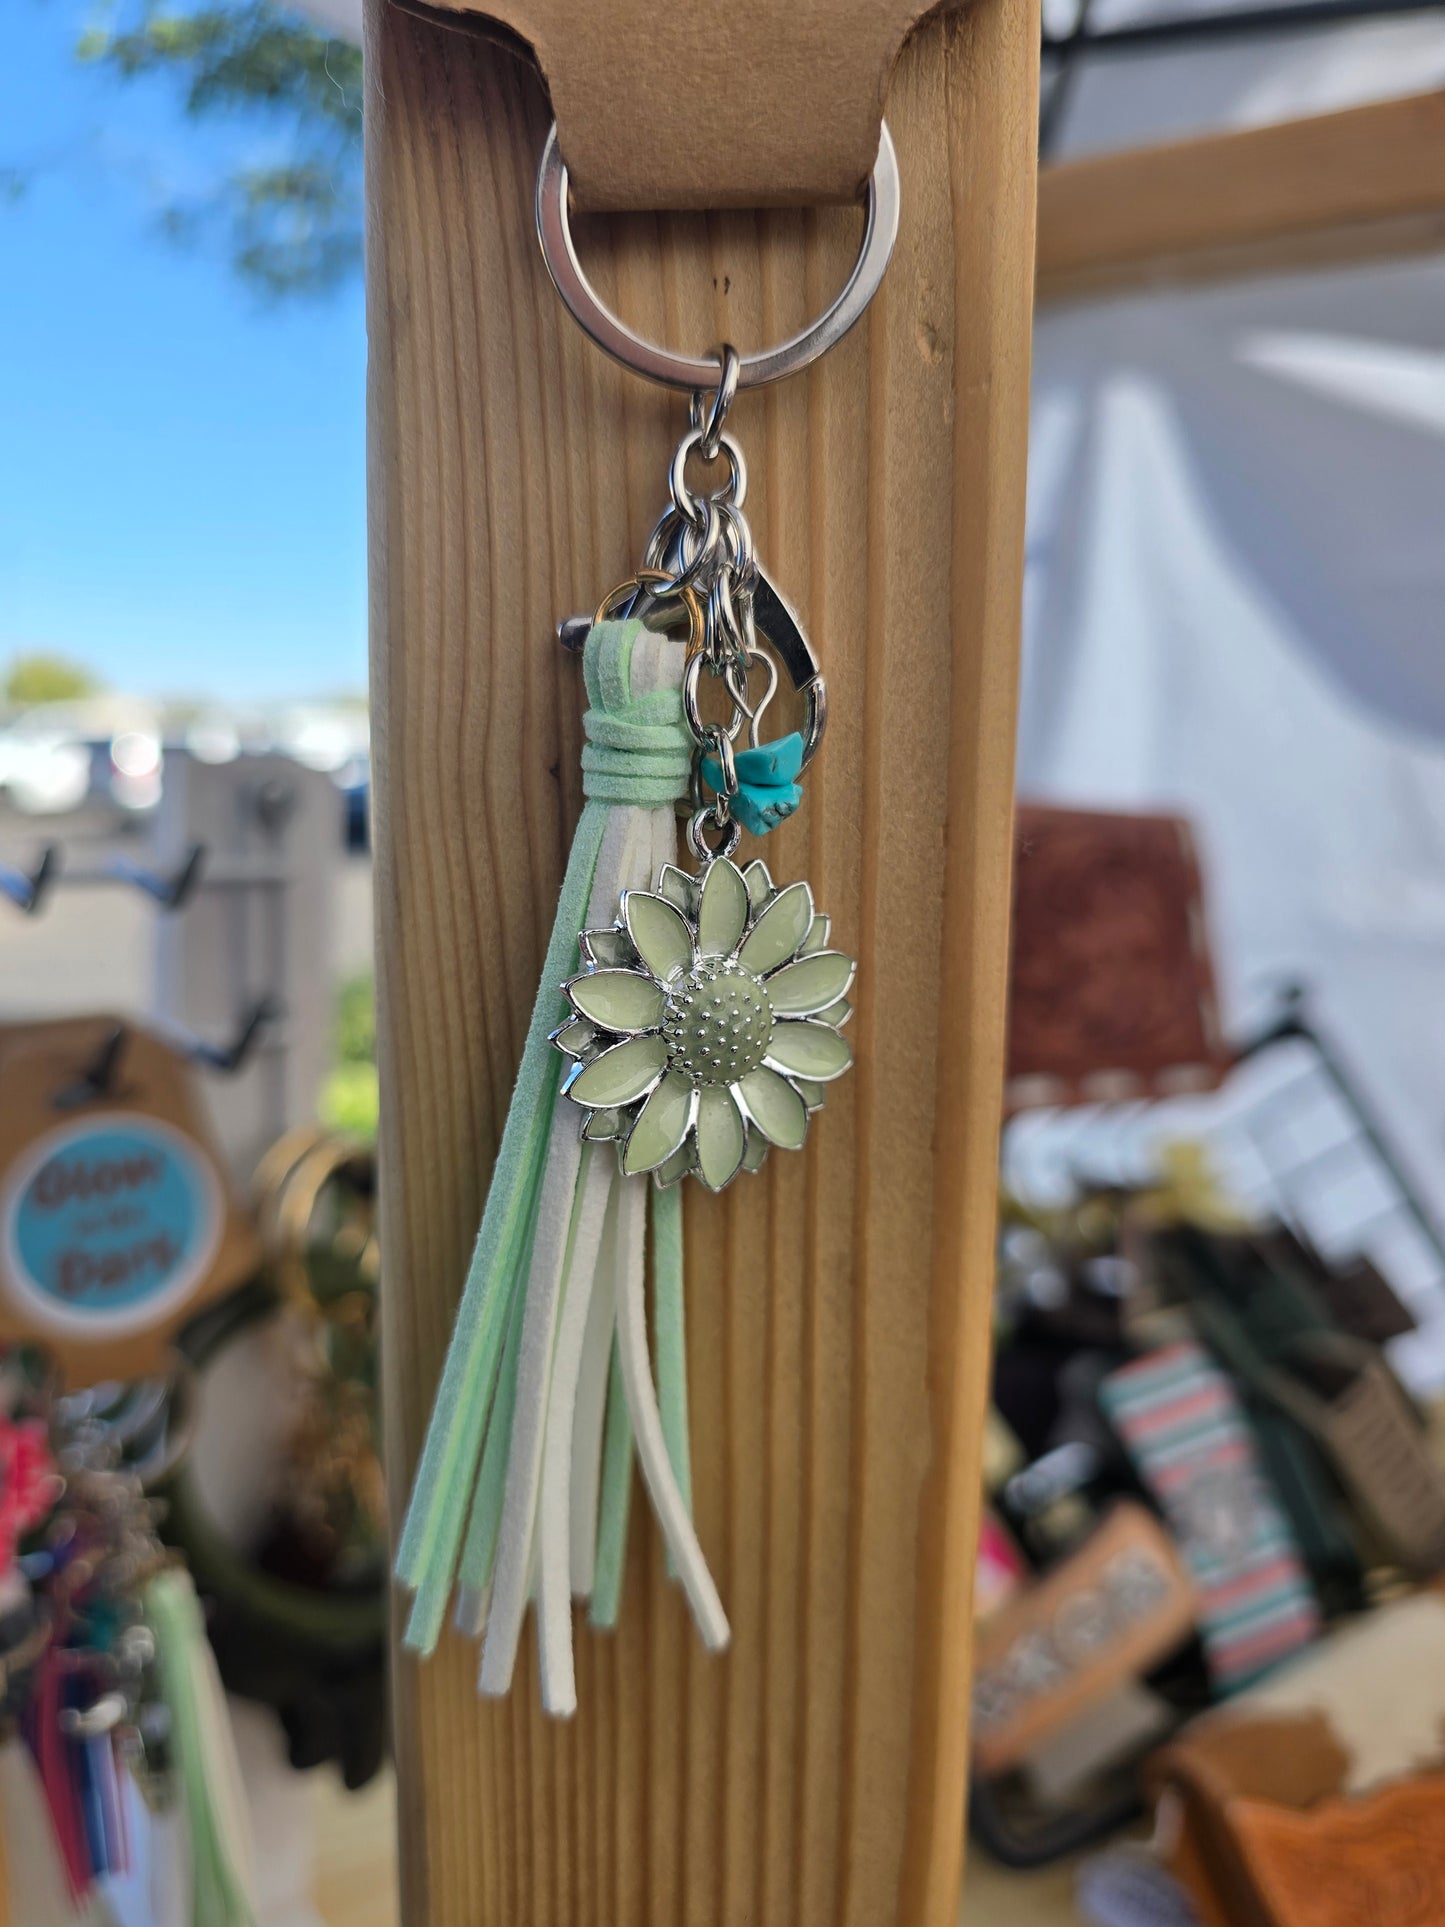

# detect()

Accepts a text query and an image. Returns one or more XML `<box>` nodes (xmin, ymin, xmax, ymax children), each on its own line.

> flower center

<box><xmin>662</xmin><ymin>960</ymin><xmax>773</xmax><ymax>1085</ymax></box>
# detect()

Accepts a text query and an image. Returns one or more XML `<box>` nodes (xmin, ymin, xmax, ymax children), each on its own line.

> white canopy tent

<box><xmin>1022</xmin><ymin>9</ymin><xmax>1445</xmax><ymax>1386</ymax></box>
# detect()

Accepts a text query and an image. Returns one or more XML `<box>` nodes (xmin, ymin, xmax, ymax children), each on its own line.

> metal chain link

<box><xmin>633</xmin><ymin>348</ymin><xmax>770</xmax><ymax>857</ymax></box>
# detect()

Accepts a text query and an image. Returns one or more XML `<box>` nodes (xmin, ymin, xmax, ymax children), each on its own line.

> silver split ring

<box><xmin>536</xmin><ymin>122</ymin><xmax>901</xmax><ymax>392</ymax></box>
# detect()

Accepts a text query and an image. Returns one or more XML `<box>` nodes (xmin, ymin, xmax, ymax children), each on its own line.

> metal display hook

<box><xmin>100</xmin><ymin>845</ymin><xmax>206</xmax><ymax>910</ymax></box>
<box><xmin>0</xmin><ymin>844</ymin><xmax>206</xmax><ymax>914</ymax></box>
<box><xmin>0</xmin><ymin>846</ymin><xmax>60</xmax><ymax>915</ymax></box>
<box><xmin>184</xmin><ymin>995</ymin><xmax>281</xmax><ymax>1074</ymax></box>
<box><xmin>52</xmin><ymin>999</ymin><xmax>282</xmax><ymax>1108</ymax></box>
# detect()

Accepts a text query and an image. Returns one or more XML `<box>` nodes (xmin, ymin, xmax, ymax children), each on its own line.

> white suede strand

<box><xmin>536</xmin><ymin>1151</ymin><xmax>616</xmax><ymax>1713</ymax></box>
<box><xmin>568</xmin><ymin>1185</ymin><xmax>620</xmax><ymax>1597</ymax></box>
<box><xmin>477</xmin><ymin>1123</ymin><xmax>586</xmax><ymax>1696</ymax></box>
<box><xmin>613</xmin><ymin>1166</ymin><xmax>730</xmax><ymax>1651</ymax></box>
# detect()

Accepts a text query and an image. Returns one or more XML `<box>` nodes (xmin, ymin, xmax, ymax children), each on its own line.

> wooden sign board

<box><xmin>0</xmin><ymin>1017</ymin><xmax>259</xmax><ymax>1387</ymax></box>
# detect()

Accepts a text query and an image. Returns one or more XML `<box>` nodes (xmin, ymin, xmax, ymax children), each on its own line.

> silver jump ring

<box><xmin>643</xmin><ymin>499</ymin><xmax>724</xmax><ymax>592</ymax></box>
<box><xmin>690</xmin><ymin>345</ymin><xmax>740</xmax><ymax>460</ymax></box>
<box><xmin>536</xmin><ymin>123</ymin><xmax>901</xmax><ymax>392</ymax></box>
<box><xmin>709</xmin><ymin>571</ymin><xmax>756</xmax><ymax>673</ymax></box>
<box><xmin>705</xmin><ymin>724</ymin><xmax>738</xmax><ymax>798</ymax></box>
<box><xmin>718</xmin><ymin>499</ymin><xmax>757</xmax><ymax>587</ymax></box>
<box><xmin>683</xmin><ymin>651</ymin><xmax>746</xmax><ymax>748</ymax></box>
<box><xmin>722</xmin><ymin>498</ymin><xmax>754</xmax><ymax>557</ymax></box>
<box><xmin>688</xmin><ymin>807</ymin><xmax>742</xmax><ymax>863</ymax></box>
<box><xmin>670</xmin><ymin>427</ymin><xmax>747</xmax><ymax>522</ymax></box>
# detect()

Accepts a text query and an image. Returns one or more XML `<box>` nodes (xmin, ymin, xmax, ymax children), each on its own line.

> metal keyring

<box><xmin>536</xmin><ymin>122</ymin><xmax>901</xmax><ymax>392</ymax></box>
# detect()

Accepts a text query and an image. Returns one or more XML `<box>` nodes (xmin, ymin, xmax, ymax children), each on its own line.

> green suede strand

<box><xmin>454</xmin><ymin>1273</ymin><xmax>527</xmax><ymax>1604</ymax></box>
<box><xmin>652</xmin><ymin>1180</ymin><xmax>691</xmax><ymax>1575</ymax></box>
<box><xmin>146</xmin><ymin>1569</ymin><xmax>258</xmax><ymax>1927</ymax></box>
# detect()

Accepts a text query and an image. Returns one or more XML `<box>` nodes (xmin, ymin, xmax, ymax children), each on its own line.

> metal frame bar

<box><xmin>1042</xmin><ymin>0</ymin><xmax>1444</xmax><ymax>60</ymax></box>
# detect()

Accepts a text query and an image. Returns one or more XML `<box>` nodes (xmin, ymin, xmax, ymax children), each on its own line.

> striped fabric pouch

<box><xmin>1100</xmin><ymin>1342</ymin><xmax>1320</xmax><ymax>1690</ymax></box>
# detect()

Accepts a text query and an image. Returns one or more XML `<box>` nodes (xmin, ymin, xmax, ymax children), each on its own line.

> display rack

<box><xmin>0</xmin><ymin>750</ymin><xmax>345</xmax><ymax>1175</ymax></box>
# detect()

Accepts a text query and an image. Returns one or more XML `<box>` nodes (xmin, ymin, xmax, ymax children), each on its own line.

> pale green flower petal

<box><xmin>736</xmin><ymin>1066</ymin><xmax>808</xmax><ymax>1150</ymax></box>
<box><xmin>696</xmin><ymin>858</ymin><xmax>749</xmax><ymax>957</ymax></box>
<box><xmin>799</xmin><ymin>913</ymin><xmax>831</xmax><ymax>956</ymax></box>
<box><xmin>695</xmin><ymin>1085</ymin><xmax>746</xmax><ymax>1191</ymax></box>
<box><xmin>623</xmin><ymin>891</ymin><xmax>695</xmax><ymax>983</ymax></box>
<box><xmin>764</xmin><ymin>950</ymin><xmax>856</xmax><ymax>1016</ymax></box>
<box><xmin>552</xmin><ymin>1017</ymin><xmax>596</xmax><ymax>1058</ymax></box>
<box><xmin>819</xmin><ymin>999</ymin><xmax>852</xmax><ymax>1028</ymax></box>
<box><xmin>742</xmin><ymin>1130</ymin><xmax>769</xmax><ymax>1174</ymax></box>
<box><xmin>743</xmin><ymin>860</ymin><xmax>773</xmax><ymax>911</ymax></box>
<box><xmin>623</xmin><ymin>1071</ymin><xmax>695</xmax><ymax>1175</ymax></box>
<box><xmin>582</xmin><ymin>1108</ymin><xmax>624</xmax><ymax>1140</ymax></box>
<box><xmin>658</xmin><ymin>865</ymin><xmax>698</xmax><ymax>918</ymax></box>
<box><xmin>739</xmin><ymin>881</ymin><xmax>814</xmax><ymax>976</ymax></box>
<box><xmin>792</xmin><ymin>1080</ymin><xmax>827</xmax><ymax>1111</ymax></box>
<box><xmin>765</xmin><ymin>1020</ymin><xmax>852</xmax><ymax>1083</ymax></box>
<box><xmin>654</xmin><ymin>1141</ymin><xmax>694</xmax><ymax>1187</ymax></box>
<box><xmin>580</xmin><ymin>927</ymin><xmax>634</xmax><ymax>969</ymax></box>
<box><xmin>568</xmin><ymin>1034</ymin><xmax>667</xmax><ymax>1108</ymax></box>
<box><xmin>567</xmin><ymin>969</ymin><xmax>666</xmax><ymax>1034</ymax></box>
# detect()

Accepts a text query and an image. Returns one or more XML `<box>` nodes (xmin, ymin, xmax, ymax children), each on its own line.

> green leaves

<box><xmin>2</xmin><ymin>654</ymin><xmax>101</xmax><ymax>707</ymax></box>
<box><xmin>77</xmin><ymin>2</ymin><xmax>364</xmax><ymax>298</ymax></box>
<box><xmin>81</xmin><ymin>6</ymin><xmax>362</xmax><ymax>127</ymax></box>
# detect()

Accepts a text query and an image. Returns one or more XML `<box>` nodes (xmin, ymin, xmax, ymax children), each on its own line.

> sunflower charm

<box><xmin>555</xmin><ymin>856</ymin><xmax>856</xmax><ymax>1190</ymax></box>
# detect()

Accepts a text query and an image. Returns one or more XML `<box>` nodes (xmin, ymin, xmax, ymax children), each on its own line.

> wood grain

<box><xmin>366</xmin><ymin>1</ymin><xmax>1039</xmax><ymax>1918</ymax></box>
<box><xmin>1038</xmin><ymin>88</ymin><xmax>1445</xmax><ymax>306</ymax></box>
<box><xmin>307</xmin><ymin>1768</ymin><xmax>1088</xmax><ymax>1927</ymax></box>
<box><xmin>315</xmin><ymin>1770</ymin><xmax>401</xmax><ymax>1927</ymax></box>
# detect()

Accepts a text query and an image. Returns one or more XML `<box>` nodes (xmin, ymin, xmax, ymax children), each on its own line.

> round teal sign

<box><xmin>2</xmin><ymin>1115</ymin><xmax>221</xmax><ymax>1335</ymax></box>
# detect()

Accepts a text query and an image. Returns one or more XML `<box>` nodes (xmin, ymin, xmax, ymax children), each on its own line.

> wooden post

<box><xmin>367</xmin><ymin>0</ymin><xmax>1039</xmax><ymax>1918</ymax></box>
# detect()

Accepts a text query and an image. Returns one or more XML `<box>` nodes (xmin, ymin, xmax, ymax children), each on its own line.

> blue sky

<box><xmin>0</xmin><ymin>0</ymin><xmax>367</xmax><ymax>700</ymax></box>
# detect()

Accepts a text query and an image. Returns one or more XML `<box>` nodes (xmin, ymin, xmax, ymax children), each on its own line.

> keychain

<box><xmin>398</xmin><ymin>122</ymin><xmax>901</xmax><ymax>1714</ymax></box>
